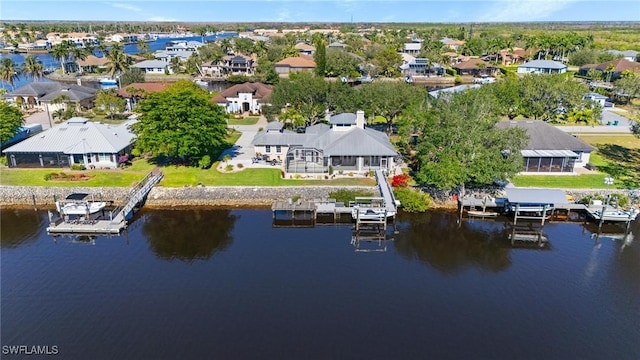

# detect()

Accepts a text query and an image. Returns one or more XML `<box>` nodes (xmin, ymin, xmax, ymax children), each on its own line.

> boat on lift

<box><xmin>55</xmin><ymin>193</ymin><xmax>106</xmax><ymax>216</ymax></box>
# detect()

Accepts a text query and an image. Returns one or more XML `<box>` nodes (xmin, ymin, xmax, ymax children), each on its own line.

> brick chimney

<box><xmin>356</xmin><ymin>110</ymin><xmax>365</xmax><ymax>129</ymax></box>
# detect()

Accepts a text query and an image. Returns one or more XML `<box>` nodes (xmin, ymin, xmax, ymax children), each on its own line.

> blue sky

<box><xmin>2</xmin><ymin>1</ymin><xmax>639</xmax><ymax>23</ymax></box>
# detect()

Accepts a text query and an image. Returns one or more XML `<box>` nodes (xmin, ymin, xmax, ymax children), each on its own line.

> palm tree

<box><xmin>105</xmin><ymin>48</ymin><xmax>131</xmax><ymax>78</ymax></box>
<box><xmin>169</xmin><ymin>57</ymin><xmax>182</xmax><ymax>74</ymax></box>
<box><xmin>0</xmin><ymin>58</ymin><xmax>20</xmax><ymax>89</ymax></box>
<box><xmin>137</xmin><ymin>39</ymin><xmax>150</xmax><ymax>54</ymax></box>
<box><xmin>51</xmin><ymin>42</ymin><xmax>70</xmax><ymax>74</ymax></box>
<box><xmin>21</xmin><ymin>55</ymin><xmax>44</xmax><ymax>81</ymax></box>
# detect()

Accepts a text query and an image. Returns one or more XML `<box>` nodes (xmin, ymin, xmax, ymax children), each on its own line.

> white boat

<box><xmin>352</xmin><ymin>207</ymin><xmax>387</xmax><ymax>220</ymax></box>
<box><xmin>55</xmin><ymin>193</ymin><xmax>106</xmax><ymax>216</ymax></box>
<box><xmin>591</xmin><ymin>208</ymin><xmax>639</xmax><ymax>222</ymax></box>
<box><xmin>99</xmin><ymin>78</ymin><xmax>117</xmax><ymax>85</ymax></box>
<box><xmin>193</xmin><ymin>78</ymin><xmax>208</xmax><ymax>86</ymax></box>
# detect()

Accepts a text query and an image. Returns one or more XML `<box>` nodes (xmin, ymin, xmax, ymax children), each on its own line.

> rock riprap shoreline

<box><xmin>0</xmin><ymin>186</ymin><xmax>379</xmax><ymax>208</ymax></box>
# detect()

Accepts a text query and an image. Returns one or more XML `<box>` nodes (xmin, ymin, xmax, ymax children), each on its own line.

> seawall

<box><xmin>0</xmin><ymin>186</ymin><xmax>379</xmax><ymax>208</ymax></box>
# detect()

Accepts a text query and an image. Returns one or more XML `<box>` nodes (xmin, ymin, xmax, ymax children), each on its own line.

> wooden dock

<box><xmin>47</xmin><ymin>169</ymin><xmax>164</xmax><ymax>235</ymax></box>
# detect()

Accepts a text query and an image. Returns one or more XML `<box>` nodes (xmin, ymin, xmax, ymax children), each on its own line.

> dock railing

<box><xmin>110</xmin><ymin>168</ymin><xmax>164</xmax><ymax>224</ymax></box>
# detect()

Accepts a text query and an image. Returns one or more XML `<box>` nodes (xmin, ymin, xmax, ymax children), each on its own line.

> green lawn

<box><xmin>511</xmin><ymin>173</ymin><xmax>613</xmax><ymax>188</ymax></box>
<box><xmin>0</xmin><ymin>160</ymin><xmax>375</xmax><ymax>187</ymax></box>
<box><xmin>228</xmin><ymin>117</ymin><xmax>259</xmax><ymax>126</ymax></box>
<box><xmin>513</xmin><ymin>134</ymin><xmax>640</xmax><ymax>189</ymax></box>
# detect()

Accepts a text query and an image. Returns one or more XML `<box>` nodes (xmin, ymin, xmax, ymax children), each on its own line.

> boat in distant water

<box><xmin>99</xmin><ymin>78</ymin><xmax>117</xmax><ymax>85</ymax></box>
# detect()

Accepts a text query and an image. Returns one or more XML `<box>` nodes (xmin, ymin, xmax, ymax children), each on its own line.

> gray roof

<box><xmin>131</xmin><ymin>60</ymin><xmax>169</xmax><ymax>68</ymax></box>
<box><xmin>606</xmin><ymin>49</ymin><xmax>638</xmax><ymax>57</ymax></box>
<box><xmin>518</xmin><ymin>60</ymin><xmax>567</xmax><ymax>70</ymax></box>
<box><xmin>505</xmin><ymin>188</ymin><xmax>568</xmax><ymax>205</ymax></box>
<box><xmin>3</xmin><ymin>117</ymin><xmax>136</xmax><ymax>154</ymax></box>
<box><xmin>2</xmin><ymin>82</ymin><xmax>96</xmax><ymax>102</ymax></box>
<box><xmin>265</xmin><ymin>122</ymin><xmax>284</xmax><ymax>131</ymax></box>
<box><xmin>429</xmin><ymin>84</ymin><xmax>481</xmax><ymax>97</ymax></box>
<box><xmin>329</xmin><ymin>113</ymin><xmax>356</xmax><ymax>125</ymax></box>
<box><xmin>497</xmin><ymin>120</ymin><xmax>596</xmax><ymax>152</ymax></box>
<box><xmin>252</xmin><ymin>118</ymin><xmax>397</xmax><ymax>157</ymax></box>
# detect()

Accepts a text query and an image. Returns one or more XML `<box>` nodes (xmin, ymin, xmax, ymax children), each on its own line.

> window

<box><xmin>265</xmin><ymin>145</ymin><xmax>271</xmax><ymax>153</ymax></box>
<box><xmin>276</xmin><ymin>145</ymin><xmax>281</xmax><ymax>153</ymax></box>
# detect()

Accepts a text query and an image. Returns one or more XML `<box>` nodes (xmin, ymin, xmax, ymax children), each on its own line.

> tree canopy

<box><xmin>357</xmin><ymin>81</ymin><xmax>425</xmax><ymax>132</ymax></box>
<box><xmin>398</xmin><ymin>89</ymin><xmax>528</xmax><ymax>192</ymax></box>
<box><xmin>0</xmin><ymin>101</ymin><xmax>24</xmax><ymax>145</ymax></box>
<box><xmin>131</xmin><ymin>81</ymin><xmax>229</xmax><ymax>165</ymax></box>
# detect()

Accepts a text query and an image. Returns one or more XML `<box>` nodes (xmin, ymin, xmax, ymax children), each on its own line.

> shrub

<box><xmin>236</xmin><ymin>163</ymin><xmax>244</xmax><ymax>169</ymax></box>
<box><xmin>291</xmin><ymin>194</ymin><xmax>301</xmax><ymax>202</ymax></box>
<box><xmin>225</xmin><ymin>164</ymin><xmax>234</xmax><ymax>172</ymax></box>
<box><xmin>198</xmin><ymin>155</ymin><xmax>212</xmax><ymax>169</ymax></box>
<box><xmin>610</xmin><ymin>193</ymin><xmax>630</xmax><ymax>208</ymax></box>
<box><xmin>0</xmin><ymin>156</ymin><xmax>7</xmax><ymax>166</ymax></box>
<box><xmin>328</xmin><ymin>165</ymin><xmax>334</xmax><ymax>175</ymax></box>
<box><xmin>393</xmin><ymin>187</ymin><xmax>431</xmax><ymax>212</ymax></box>
<box><xmin>71</xmin><ymin>164</ymin><xmax>86</xmax><ymax>171</ymax></box>
<box><xmin>348</xmin><ymin>172</ymin><xmax>354</xmax><ymax>176</ymax></box>
<box><xmin>131</xmin><ymin>148</ymin><xmax>141</xmax><ymax>157</ymax></box>
<box><xmin>391</xmin><ymin>174</ymin><xmax>410</xmax><ymax>187</ymax></box>
<box><xmin>454</xmin><ymin>75</ymin><xmax>463</xmax><ymax>84</ymax></box>
<box><xmin>328</xmin><ymin>189</ymin><xmax>375</xmax><ymax>204</ymax></box>
<box><xmin>368</xmin><ymin>170</ymin><xmax>375</xmax><ymax>177</ymax></box>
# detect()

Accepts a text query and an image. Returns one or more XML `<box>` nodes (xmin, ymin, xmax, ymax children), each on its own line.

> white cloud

<box><xmin>477</xmin><ymin>0</ymin><xmax>579</xmax><ymax>22</ymax></box>
<box><xmin>109</xmin><ymin>2</ymin><xmax>142</xmax><ymax>12</ymax></box>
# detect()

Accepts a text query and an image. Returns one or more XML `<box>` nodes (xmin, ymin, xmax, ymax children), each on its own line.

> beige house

<box><xmin>274</xmin><ymin>55</ymin><xmax>316</xmax><ymax>77</ymax></box>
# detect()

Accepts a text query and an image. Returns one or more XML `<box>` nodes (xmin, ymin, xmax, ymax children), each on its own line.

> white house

<box><xmin>517</xmin><ymin>60</ymin><xmax>567</xmax><ymax>74</ymax></box>
<box><xmin>402</xmin><ymin>42</ymin><xmax>421</xmax><ymax>55</ymax></box>
<box><xmin>3</xmin><ymin>117</ymin><xmax>136</xmax><ymax>169</ymax></box>
<box><xmin>210</xmin><ymin>82</ymin><xmax>273</xmax><ymax>114</ymax></box>
<box><xmin>131</xmin><ymin>60</ymin><xmax>172</xmax><ymax>74</ymax></box>
<box><xmin>252</xmin><ymin>111</ymin><xmax>397</xmax><ymax>174</ymax></box>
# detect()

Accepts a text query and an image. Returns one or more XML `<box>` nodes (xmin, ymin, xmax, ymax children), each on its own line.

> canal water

<box><xmin>1</xmin><ymin>208</ymin><xmax>639</xmax><ymax>359</ymax></box>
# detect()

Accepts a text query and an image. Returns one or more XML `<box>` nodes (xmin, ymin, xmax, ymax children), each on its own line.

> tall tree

<box><xmin>357</xmin><ymin>81</ymin><xmax>425</xmax><ymax>133</ymax></box>
<box><xmin>105</xmin><ymin>47</ymin><xmax>131</xmax><ymax>78</ymax></box>
<box><xmin>0</xmin><ymin>58</ymin><xmax>20</xmax><ymax>89</ymax></box>
<box><xmin>137</xmin><ymin>39</ymin><xmax>150</xmax><ymax>54</ymax></box>
<box><xmin>95</xmin><ymin>89</ymin><xmax>126</xmax><ymax>119</ymax></box>
<box><xmin>269</xmin><ymin>72</ymin><xmax>328</xmax><ymax>125</ymax></box>
<box><xmin>313</xmin><ymin>38</ymin><xmax>327</xmax><ymax>77</ymax></box>
<box><xmin>0</xmin><ymin>100</ymin><xmax>24</xmax><ymax>145</ymax></box>
<box><xmin>131</xmin><ymin>81</ymin><xmax>228</xmax><ymax>165</ymax></box>
<box><xmin>372</xmin><ymin>46</ymin><xmax>402</xmax><ymax>78</ymax></box>
<box><xmin>119</xmin><ymin>68</ymin><xmax>146</xmax><ymax>87</ymax></box>
<box><xmin>51</xmin><ymin>41</ymin><xmax>71</xmax><ymax>74</ymax></box>
<box><xmin>399</xmin><ymin>89</ymin><xmax>527</xmax><ymax>193</ymax></box>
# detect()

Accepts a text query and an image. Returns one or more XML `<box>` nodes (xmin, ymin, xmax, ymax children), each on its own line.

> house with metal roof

<box><xmin>3</xmin><ymin>117</ymin><xmax>136</xmax><ymax>169</ymax></box>
<box><xmin>517</xmin><ymin>60</ymin><xmax>567</xmax><ymax>74</ymax></box>
<box><xmin>497</xmin><ymin>120</ymin><xmax>596</xmax><ymax>173</ymax></box>
<box><xmin>252</xmin><ymin>111</ymin><xmax>397</xmax><ymax>174</ymax></box>
<box><xmin>131</xmin><ymin>60</ymin><xmax>172</xmax><ymax>74</ymax></box>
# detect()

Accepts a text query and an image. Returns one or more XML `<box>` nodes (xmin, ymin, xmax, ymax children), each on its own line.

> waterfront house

<box><xmin>210</xmin><ymin>82</ymin><xmax>273</xmax><ymax>115</ymax></box>
<box><xmin>584</xmin><ymin>92</ymin><xmax>612</xmax><ymax>108</ymax></box>
<box><xmin>3</xmin><ymin>117</ymin><xmax>136</xmax><ymax>169</ymax></box>
<box><xmin>400</xmin><ymin>58</ymin><xmax>445</xmax><ymax>77</ymax></box>
<box><xmin>131</xmin><ymin>60</ymin><xmax>173</xmax><ymax>74</ymax></box>
<box><xmin>252</xmin><ymin>111</ymin><xmax>397</xmax><ymax>174</ymax></box>
<box><xmin>200</xmin><ymin>61</ymin><xmax>225</xmax><ymax>77</ymax></box>
<box><xmin>517</xmin><ymin>60</ymin><xmax>567</xmax><ymax>74</ymax></box>
<box><xmin>76</xmin><ymin>55</ymin><xmax>108</xmax><ymax>73</ymax></box>
<box><xmin>221</xmin><ymin>54</ymin><xmax>256</xmax><ymax>75</ymax></box>
<box><xmin>439</xmin><ymin>37</ymin><xmax>465</xmax><ymax>51</ymax></box>
<box><xmin>452</xmin><ymin>58</ymin><xmax>498</xmax><ymax>76</ymax></box>
<box><xmin>496</xmin><ymin>120</ymin><xmax>596</xmax><ymax>173</ymax></box>
<box><xmin>578</xmin><ymin>59</ymin><xmax>640</xmax><ymax>82</ymax></box>
<box><xmin>274</xmin><ymin>56</ymin><xmax>316</xmax><ymax>77</ymax></box>
<box><xmin>2</xmin><ymin>82</ymin><xmax>96</xmax><ymax>111</ymax></box>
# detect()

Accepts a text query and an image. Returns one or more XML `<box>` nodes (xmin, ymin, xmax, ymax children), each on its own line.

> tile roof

<box><xmin>275</xmin><ymin>55</ymin><xmax>316</xmax><ymax>68</ymax></box>
<box><xmin>453</xmin><ymin>58</ymin><xmax>493</xmax><ymax>70</ymax></box>
<box><xmin>211</xmin><ymin>82</ymin><xmax>273</xmax><ymax>103</ymax></box>
<box><xmin>294</xmin><ymin>42</ymin><xmax>316</xmax><ymax>51</ymax></box>
<box><xmin>496</xmin><ymin>120</ymin><xmax>596</xmax><ymax>152</ymax></box>
<box><xmin>579</xmin><ymin>58</ymin><xmax>640</xmax><ymax>73</ymax></box>
<box><xmin>76</xmin><ymin>55</ymin><xmax>108</xmax><ymax>67</ymax></box>
<box><xmin>3</xmin><ymin>117</ymin><xmax>136</xmax><ymax>154</ymax></box>
<box><xmin>117</xmin><ymin>83</ymin><xmax>171</xmax><ymax>97</ymax></box>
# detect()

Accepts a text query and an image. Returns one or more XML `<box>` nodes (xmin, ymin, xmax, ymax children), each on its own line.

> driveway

<box><xmin>217</xmin><ymin>116</ymin><xmax>276</xmax><ymax>170</ymax></box>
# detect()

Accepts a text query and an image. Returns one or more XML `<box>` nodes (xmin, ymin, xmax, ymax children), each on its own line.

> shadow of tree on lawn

<box><xmin>596</xmin><ymin>144</ymin><xmax>640</xmax><ymax>188</ymax></box>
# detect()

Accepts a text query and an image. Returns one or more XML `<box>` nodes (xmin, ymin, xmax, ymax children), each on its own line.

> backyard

<box><xmin>512</xmin><ymin>134</ymin><xmax>640</xmax><ymax>189</ymax></box>
<box><xmin>0</xmin><ymin>159</ymin><xmax>375</xmax><ymax>187</ymax></box>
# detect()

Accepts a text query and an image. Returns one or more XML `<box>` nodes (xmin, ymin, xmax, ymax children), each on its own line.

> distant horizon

<box><xmin>2</xmin><ymin>1</ymin><xmax>639</xmax><ymax>23</ymax></box>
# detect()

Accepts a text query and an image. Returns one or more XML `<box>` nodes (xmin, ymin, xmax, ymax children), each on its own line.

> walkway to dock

<box><xmin>375</xmin><ymin>170</ymin><xmax>398</xmax><ymax>216</ymax></box>
<box><xmin>111</xmin><ymin>168</ymin><xmax>164</xmax><ymax>223</ymax></box>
